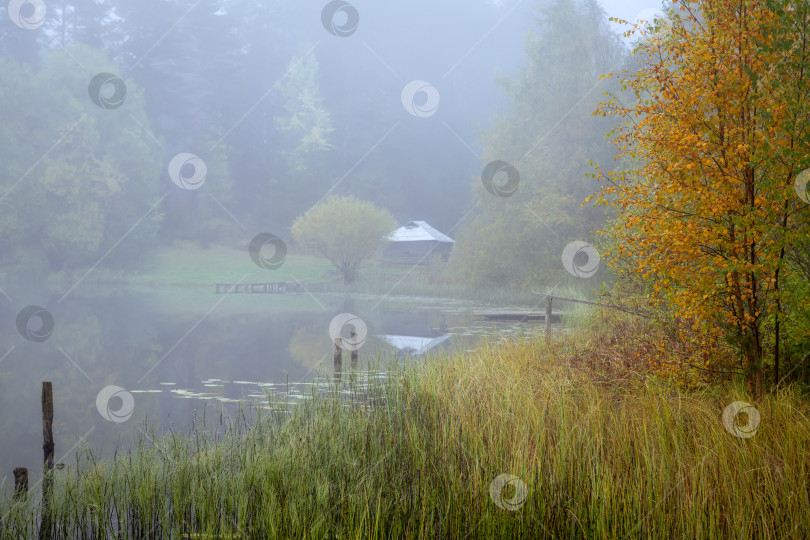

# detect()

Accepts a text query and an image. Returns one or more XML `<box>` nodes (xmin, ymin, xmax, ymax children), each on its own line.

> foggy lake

<box><xmin>0</xmin><ymin>286</ymin><xmax>553</xmax><ymax>481</ymax></box>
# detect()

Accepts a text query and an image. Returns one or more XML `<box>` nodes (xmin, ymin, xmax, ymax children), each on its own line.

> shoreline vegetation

<box><xmin>2</xmin><ymin>310</ymin><xmax>808</xmax><ymax>539</ymax></box>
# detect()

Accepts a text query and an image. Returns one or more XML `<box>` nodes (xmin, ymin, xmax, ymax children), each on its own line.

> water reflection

<box><xmin>0</xmin><ymin>287</ymin><xmax>549</xmax><ymax>493</ymax></box>
<box><xmin>377</xmin><ymin>309</ymin><xmax>451</xmax><ymax>358</ymax></box>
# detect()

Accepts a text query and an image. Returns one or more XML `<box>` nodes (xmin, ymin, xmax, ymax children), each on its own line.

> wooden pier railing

<box><xmin>215</xmin><ymin>282</ymin><xmax>303</xmax><ymax>294</ymax></box>
<box><xmin>532</xmin><ymin>292</ymin><xmax>651</xmax><ymax>339</ymax></box>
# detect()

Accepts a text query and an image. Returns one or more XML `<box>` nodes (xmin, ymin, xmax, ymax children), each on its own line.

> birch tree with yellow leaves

<box><xmin>595</xmin><ymin>0</ymin><xmax>810</xmax><ymax>397</ymax></box>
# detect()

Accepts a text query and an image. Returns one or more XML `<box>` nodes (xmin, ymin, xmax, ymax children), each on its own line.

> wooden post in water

<box><xmin>544</xmin><ymin>296</ymin><xmax>553</xmax><ymax>341</ymax></box>
<box><xmin>350</xmin><ymin>331</ymin><xmax>358</xmax><ymax>368</ymax></box>
<box><xmin>333</xmin><ymin>338</ymin><xmax>342</xmax><ymax>379</ymax></box>
<box><xmin>13</xmin><ymin>468</ymin><xmax>28</xmax><ymax>499</ymax></box>
<box><xmin>40</xmin><ymin>381</ymin><xmax>53</xmax><ymax>540</ymax></box>
<box><xmin>42</xmin><ymin>382</ymin><xmax>54</xmax><ymax>470</ymax></box>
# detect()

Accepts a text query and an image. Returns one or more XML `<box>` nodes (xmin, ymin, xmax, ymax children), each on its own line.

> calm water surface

<box><xmin>0</xmin><ymin>287</ymin><xmax>552</xmax><ymax>492</ymax></box>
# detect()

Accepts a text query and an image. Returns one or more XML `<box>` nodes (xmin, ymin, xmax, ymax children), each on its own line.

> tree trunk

<box><xmin>342</xmin><ymin>268</ymin><xmax>356</xmax><ymax>284</ymax></box>
<box><xmin>774</xmin><ymin>310</ymin><xmax>780</xmax><ymax>389</ymax></box>
<box><xmin>746</xmin><ymin>339</ymin><xmax>763</xmax><ymax>400</ymax></box>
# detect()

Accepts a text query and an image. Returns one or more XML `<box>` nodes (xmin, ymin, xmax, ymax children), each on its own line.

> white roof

<box><xmin>386</xmin><ymin>221</ymin><xmax>454</xmax><ymax>243</ymax></box>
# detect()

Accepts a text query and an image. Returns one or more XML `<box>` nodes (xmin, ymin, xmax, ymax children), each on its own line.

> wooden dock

<box><xmin>215</xmin><ymin>282</ymin><xmax>302</xmax><ymax>294</ymax></box>
<box><xmin>474</xmin><ymin>310</ymin><xmax>565</xmax><ymax>322</ymax></box>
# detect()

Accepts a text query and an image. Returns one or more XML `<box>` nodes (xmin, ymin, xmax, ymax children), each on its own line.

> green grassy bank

<box><xmin>2</xmin><ymin>314</ymin><xmax>808</xmax><ymax>539</ymax></box>
<box><xmin>37</xmin><ymin>244</ymin><xmax>549</xmax><ymax>306</ymax></box>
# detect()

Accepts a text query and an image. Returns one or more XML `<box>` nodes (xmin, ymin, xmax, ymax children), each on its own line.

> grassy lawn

<box><xmin>53</xmin><ymin>243</ymin><xmax>549</xmax><ymax>306</ymax></box>
<box><xmin>22</xmin><ymin>243</ymin><xmax>571</xmax><ymax>315</ymax></box>
<box><xmin>129</xmin><ymin>244</ymin><xmax>336</xmax><ymax>287</ymax></box>
<box><xmin>3</xmin><ymin>312</ymin><xmax>807</xmax><ymax>539</ymax></box>
<box><xmin>43</xmin><ymin>244</ymin><xmax>340</xmax><ymax>314</ymax></box>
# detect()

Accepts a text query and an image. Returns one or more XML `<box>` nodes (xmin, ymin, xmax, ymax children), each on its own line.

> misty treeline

<box><xmin>451</xmin><ymin>0</ymin><xmax>624</xmax><ymax>287</ymax></box>
<box><xmin>0</xmin><ymin>0</ymin><xmax>623</xmax><ymax>287</ymax></box>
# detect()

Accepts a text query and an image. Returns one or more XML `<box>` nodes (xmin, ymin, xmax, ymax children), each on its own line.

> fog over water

<box><xmin>0</xmin><ymin>0</ymin><xmax>656</xmax><ymax>490</ymax></box>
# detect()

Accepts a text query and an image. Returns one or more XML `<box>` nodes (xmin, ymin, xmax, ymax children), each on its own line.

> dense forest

<box><xmin>1</xmin><ymin>0</ymin><xmax>526</xmax><ymax>273</ymax></box>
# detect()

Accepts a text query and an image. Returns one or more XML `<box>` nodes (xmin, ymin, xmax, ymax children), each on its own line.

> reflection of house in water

<box><xmin>377</xmin><ymin>310</ymin><xmax>451</xmax><ymax>357</ymax></box>
<box><xmin>380</xmin><ymin>334</ymin><xmax>451</xmax><ymax>356</ymax></box>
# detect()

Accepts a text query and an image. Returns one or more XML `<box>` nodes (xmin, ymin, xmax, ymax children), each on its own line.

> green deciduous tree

<box><xmin>0</xmin><ymin>45</ymin><xmax>163</xmax><ymax>279</ymax></box>
<box><xmin>291</xmin><ymin>196</ymin><xmax>395</xmax><ymax>284</ymax></box>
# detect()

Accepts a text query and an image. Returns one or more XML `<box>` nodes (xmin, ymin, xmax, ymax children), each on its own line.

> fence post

<box><xmin>40</xmin><ymin>381</ymin><xmax>54</xmax><ymax>539</ymax></box>
<box><xmin>334</xmin><ymin>338</ymin><xmax>342</xmax><ymax>379</ymax></box>
<box><xmin>13</xmin><ymin>467</ymin><xmax>28</xmax><ymax>499</ymax></box>
<box><xmin>545</xmin><ymin>296</ymin><xmax>552</xmax><ymax>341</ymax></box>
<box><xmin>350</xmin><ymin>331</ymin><xmax>358</xmax><ymax>368</ymax></box>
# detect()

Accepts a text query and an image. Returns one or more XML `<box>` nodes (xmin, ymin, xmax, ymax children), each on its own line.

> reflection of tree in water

<box><xmin>150</xmin><ymin>311</ymin><xmax>314</xmax><ymax>386</ymax></box>
<box><xmin>288</xmin><ymin>323</ymin><xmax>331</xmax><ymax>375</ymax></box>
<box><xmin>289</xmin><ymin>312</ymin><xmax>386</xmax><ymax>376</ymax></box>
<box><xmin>0</xmin><ymin>294</ymin><xmax>463</xmax><ymax>490</ymax></box>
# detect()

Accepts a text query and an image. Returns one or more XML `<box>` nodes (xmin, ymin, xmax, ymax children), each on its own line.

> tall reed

<box><xmin>2</xmin><ymin>326</ymin><xmax>808</xmax><ymax>538</ymax></box>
